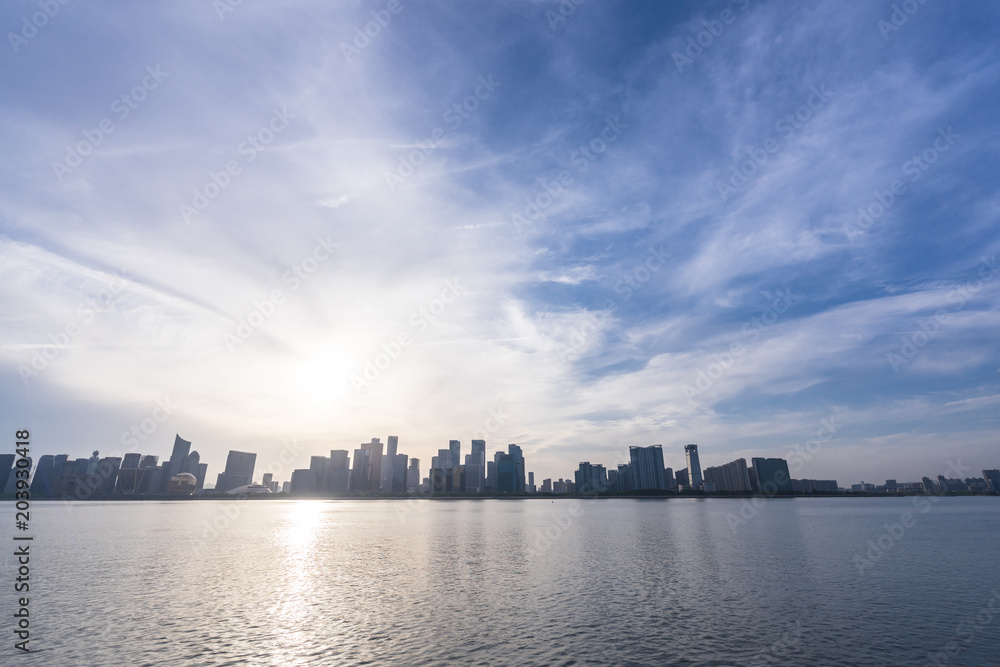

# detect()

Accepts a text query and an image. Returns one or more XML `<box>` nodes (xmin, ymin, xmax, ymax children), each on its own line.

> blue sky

<box><xmin>2</xmin><ymin>0</ymin><xmax>999</xmax><ymax>486</ymax></box>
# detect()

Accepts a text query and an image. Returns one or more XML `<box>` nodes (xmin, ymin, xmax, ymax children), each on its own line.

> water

<box><xmin>2</xmin><ymin>497</ymin><xmax>999</xmax><ymax>666</ymax></box>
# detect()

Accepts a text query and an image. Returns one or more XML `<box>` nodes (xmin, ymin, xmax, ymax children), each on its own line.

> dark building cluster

<box><xmin>287</xmin><ymin>437</ymin><xmax>535</xmax><ymax>495</ymax></box>
<box><xmin>572</xmin><ymin>443</ymin><xmax>1000</xmax><ymax>497</ymax></box>
<box><xmin>4</xmin><ymin>435</ymin><xmax>1000</xmax><ymax>500</ymax></box>
<box><xmin>571</xmin><ymin>444</ymin><xmax>831</xmax><ymax>495</ymax></box>
<box><xmin>6</xmin><ymin>435</ymin><xmax>210</xmax><ymax>499</ymax></box>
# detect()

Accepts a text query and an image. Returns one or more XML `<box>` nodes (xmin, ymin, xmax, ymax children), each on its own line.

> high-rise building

<box><xmin>348</xmin><ymin>439</ymin><xmax>383</xmax><ymax>492</ymax></box>
<box><xmin>684</xmin><ymin>444</ymin><xmax>703</xmax><ymax>489</ymax></box>
<box><xmin>703</xmin><ymin>458</ymin><xmax>752</xmax><ymax>492</ymax></box>
<box><xmin>675</xmin><ymin>468</ymin><xmax>689</xmax><ymax>488</ymax></box>
<box><xmin>664</xmin><ymin>467</ymin><xmax>676</xmax><ymax>490</ymax></box>
<box><xmin>629</xmin><ymin>445</ymin><xmax>667</xmax><ymax>491</ymax></box>
<box><xmin>467</xmin><ymin>439</ymin><xmax>486</xmax><ymax>492</ymax></box>
<box><xmin>290</xmin><ymin>468</ymin><xmax>318</xmax><ymax>494</ymax></box>
<box><xmin>182</xmin><ymin>450</ymin><xmax>204</xmax><ymax>491</ymax></box>
<box><xmin>166</xmin><ymin>434</ymin><xmax>192</xmax><ymax>482</ymax></box>
<box><xmin>449</xmin><ymin>440</ymin><xmax>461</xmax><ymax>469</ymax></box>
<box><xmin>391</xmin><ymin>454</ymin><xmax>408</xmax><ymax>493</ymax></box>
<box><xmin>406</xmin><ymin>458</ymin><xmax>420</xmax><ymax>492</ymax></box>
<box><xmin>29</xmin><ymin>455</ymin><xmax>55</xmax><ymax>497</ymax></box>
<box><xmin>494</xmin><ymin>451</ymin><xmax>517</xmax><ymax>493</ymax></box>
<box><xmin>486</xmin><ymin>459</ymin><xmax>497</xmax><ymax>492</ymax></box>
<box><xmin>437</xmin><ymin>448</ymin><xmax>453</xmax><ymax>471</ymax></box>
<box><xmin>363</xmin><ymin>438</ymin><xmax>383</xmax><ymax>492</ymax></box>
<box><xmin>330</xmin><ymin>450</ymin><xmax>351</xmax><ymax>493</ymax></box>
<box><xmin>575</xmin><ymin>462</ymin><xmax>608</xmax><ymax>494</ymax></box>
<box><xmin>0</xmin><ymin>454</ymin><xmax>15</xmax><ymax>495</ymax></box>
<box><xmin>381</xmin><ymin>435</ymin><xmax>399</xmax><ymax>492</ymax></box>
<box><xmin>983</xmin><ymin>470</ymin><xmax>1000</xmax><ymax>493</ymax></box>
<box><xmin>508</xmin><ymin>444</ymin><xmax>525</xmax><ymax>493</ymax></box>
<box><xmin>751</xmin><ymin>457</ymin><xmax>793</xmax><ymax>494</ymax></box>
<box><xmin>215</xmin><ymin>450</ymin><xmax>256</xmax><ymax>493</ymax></box>
<box><xmin>350</xmin><ymin>447</ymin><xmax>370</xmax><ymax>491</ymax></box>
<box><xmin>541</xmin><ymin>478</ymin><xmax>552</xmax><ymax>493</ymax></box>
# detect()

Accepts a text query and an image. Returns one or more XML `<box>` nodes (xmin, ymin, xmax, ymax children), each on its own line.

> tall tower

<box><xmin>381</xmin><ymin>435</ymin><xmax>398</xmax><ymax>492</ymax></box>
<box><xmin>449</xmin><ymin>440</ymin><xmax>461</xmax><ymax>469</ymax></box>
<box><xmin>685</xmin><ymin>444</ymin><xmax>703</xmax><ymax>489</ymax></box>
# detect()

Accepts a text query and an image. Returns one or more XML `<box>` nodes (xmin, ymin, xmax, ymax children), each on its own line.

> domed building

<box><xmin>165</xmin><ymin>472</ymin><xmax>198</xmax><ymax>496</ymax></box>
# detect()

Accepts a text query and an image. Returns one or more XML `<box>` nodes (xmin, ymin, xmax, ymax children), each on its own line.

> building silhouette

<box><xmin>629</xmin><ymin>445</ymin><xmax>667</xmax><ymax>491</ymax></box>
<box><xmin>703</xmin><ymin>458</ymin><xmax>752</xmax><ymax>492</ymax></box>
<box><xmin>215</xmin><ymin>450</ymin><xmax>256</xmax><ymax>493</ymax></box>
<box><xmin>751</xmin><ymin>457</ymin><xmax>793</xmax><ymax>494</ymax></box>
<box><xmin>685</xmin><ymin>444</ymin><xmax>703</xmax><ymax>490</ymax></box>
<box><xmin>381</xmin><ymin>435</ymin><xmax>398</xmax><ymax>492</ymax></box>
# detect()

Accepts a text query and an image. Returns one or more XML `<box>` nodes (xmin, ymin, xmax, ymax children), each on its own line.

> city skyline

<box><xmin>9</xmin><ymin>430</ymin><xmax>1000</xmax><ymax>499</ymax></box>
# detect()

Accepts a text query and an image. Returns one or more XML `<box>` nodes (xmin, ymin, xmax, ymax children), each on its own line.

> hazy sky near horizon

<box><xmin>2</xmin><ymin>0</ymin><xmax>999</xmax><ymax>485</ymax></box>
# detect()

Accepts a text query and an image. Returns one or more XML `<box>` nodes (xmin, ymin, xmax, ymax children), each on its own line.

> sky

<box><xmin>1</xmin><ymin>0</ymin><xmax>999</xmax><ymax>487</ymax></box>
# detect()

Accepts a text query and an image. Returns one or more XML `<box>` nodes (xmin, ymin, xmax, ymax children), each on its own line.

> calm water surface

<box><xmin>1</xmin><ymin>497</ymin><xmax>999</xmax><ymax>666</ymax></box>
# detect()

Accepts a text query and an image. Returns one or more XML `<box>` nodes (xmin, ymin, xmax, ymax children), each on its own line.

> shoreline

<box><xmin>2</xmin><ymin>492</ymin><xmax>997</xmax><ymax>502</ymax></box>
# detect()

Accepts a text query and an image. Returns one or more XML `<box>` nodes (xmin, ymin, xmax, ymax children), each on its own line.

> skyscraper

<box><xmin>391</xmin><ymin>454</ymin><xmax>408</xmax><ymax>493</ymax></box>
<box><xmin>350</xmin><ymin>447</ymin><xmax>370</xmax><ymax>491</ymax></box>
<box><xmin>381</xmin><ymin>435</ymin><xmax>398</xmax><ymax>492</ymax></box>
<box><xmin>363</xmin><ymin>438</ymin><xmax>383</xmax><ymax>492</ymax></box>
<box><xmin>468</xmin><ymin>439</ymin><xmax>486</xmax><ymax>492</ymax></box>
<box><xmin>0</xmin><ymin>454</ymin><xmax>14</xmax><ymax>495</ymax></box>
<box><xmin>167</xmin><ymin>434</ymin><xmax>192</xmax><ymax>480</ymax></box>
<box><xmin>575</xmin><ymin>462</ymin><xmax>608</xmax><ymax>494</ymax></box>
<box><xmin>494</xmin><ymin>451</ymin><xmax>516</xmax><ymax>493</ymax></box>
<box><xmin>508</xmin><ymin>444</ymin><xmax>525</xmax><ymax>493</ymax></box>
<box><xmin>330</xmin><ymin>450</ymin><xmax>351</xmax><ymax>493</ymax></box>
<box><xmin>685</xmin><ymin>444</ymin><xmax>703</xmax><ymax>489</ymax></box>
<box><xmin>983</xmin><ymin>469</ymin><xmax>1000</xmax><ymax>493</ymax></box>
<box><xmin>215</xmin><ymin>450</ymin><xmax>256</xmax><ymax>493</ymax></box>
<box><xmin>750</xmin><ymin>457</ymin><xmax>793</xmax><ymax>494</ymax></box>
<box><xmin>449</xmin><ymin>440</ymin><xmax>461</xmax><ymax>469</ymax></box>
<box><xmin>406</xmin><ymin>458</ymin><xmax>420</xmax><ymax>492</ymax></box>
<box><xmin>350</xmin><ymin>439</ymin><xmax>383</xmax><ymax>492</ymax></box>
<box><xmin>702</xmin><ymin>458</ymin><xmax>752</xmax><ymax>492</ymax></box>
<box><xmin>629</xmin><ymin>445</ymin><xmax>667</xmax><ymax>491</ymax></box>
